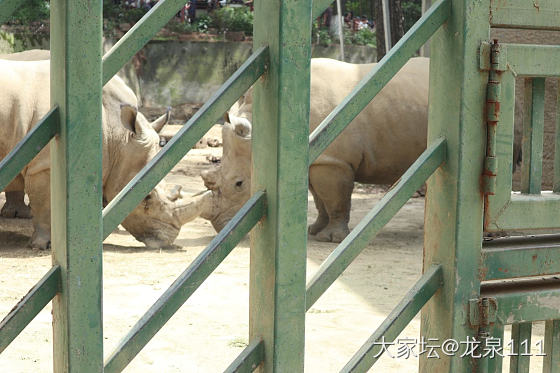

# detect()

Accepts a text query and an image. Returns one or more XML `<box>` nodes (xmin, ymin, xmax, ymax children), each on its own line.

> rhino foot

<box><xmin>1</xmin><ymin>203</ymin><xmax>32</xmax><ymax>219</ymax></box>
<box><xmin>314</xmin><ymin>225</ymin><xmax>350</xmax><ymax>243</ymax></box>
<box><xmin>30</xmin><ymin>231</ymin><xmax>51</xmax><ymax>250</ymax></box>
<box><xmin>308</xmin><ymin>220</ymin><xmax>328</xmax><ymax>236</ymax></box>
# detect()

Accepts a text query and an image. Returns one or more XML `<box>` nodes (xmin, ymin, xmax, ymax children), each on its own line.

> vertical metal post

<box><xmin>381</xmin><ymin>0</ymin><xmax>392</xmax><ymax>51</ymax></box>
<box><xmin>336</xmin><ymin>0</ymin><xmax>345</xmax><ymax>61</ymax></box>
<box><xmin>420</xmin><ymin>0</ymin><xmax>432</xmax><ymax>57</ymax></box>
<box><xmin>420</xmin><ymin>0</ymin><xmax>490</xmax><ymax>372</ymax></box>
<box><xmin>50</xmin><ymin>0</ymin><xmax>104</xmax><ymax>371</ymax></box>
<box><xmin>249</xmin><ymin>0</ymin><xmax>312</xmax><ymax>371</ymax></box>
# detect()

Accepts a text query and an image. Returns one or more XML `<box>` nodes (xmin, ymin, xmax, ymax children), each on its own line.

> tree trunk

<box><xmin>374</xmin><ymin>0</ymin><xmax>386</xmax><ymax>60</ymax></box>
<box><xmin>390</xmin><ymin>0</ymin><xmax>405</xmax><ymax>46</ymax></box>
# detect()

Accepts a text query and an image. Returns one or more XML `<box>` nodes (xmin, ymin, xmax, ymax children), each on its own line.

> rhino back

<box><xmin>310</xmin><ymin>57</ymin><xmax>429</xmax><ymax>184</ymax></box>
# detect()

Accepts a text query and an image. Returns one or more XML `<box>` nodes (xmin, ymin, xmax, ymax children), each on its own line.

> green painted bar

<box><xmin>521</xmin><ymin>78</ymin><xmax>545</xmax><ymax>194</ymax></box>
<box><xmin>0</xmin><ymin>0</ymin><xmax>26</xmax><ymax>24</ymax></box>
<box><xmin>554</xmin><ymin>83</ymin><xmax>560</xmax><ymax>193</ymax></box>
<box><xmin>481</xmin><ymin>279</ymin><xmax>560</xmax><ymax>323</ymax></box>
<box><xmin>487</xmin><ymin>323</ymin><xmax>504</xmax><ymax>373</ymax></box>
<box><xmin>308</xmin><ymin>0</ymin><xmax>450</xmax><ymax>164</ymax></box>
<box><xmin>102</xmin><ymin>0</ymin><xmax>192</xmax><ymax>84</ymax></box>
<box><xmin>543</xmin><ymin>320</ymin><xmax>560</xmax><ymax>373</ymax></box>
<box><xmin>501</xmin><ymin>45</ymin><xmax>560</xmax><ymax>78</ymax></box>
<box><xmin>340</xmin><ymin>265</ymin><xmax>443</xmax><ymax>373</ymax></box>
<box><xmin>306</xmin><ymin>138</ymin><xmax>446</xmax><ymax>309</ymax></box>
<box><xmin>481</xmin><ymin>234</ymin><xmax>560</xmax><ymax>280</ymax></box>
<box><xmin>491</xmin><ymin>193</ymin><xmax>560</xmax><ymax>231</ymax></box>
<box><xmin>102</xmin><ymin>48</ymin><xmax>267</xmax><ymax>237</ymax></box>
<box><xmin>50</xmin><ymin>0</ymin><xmax>104</xmax><ymax>370</ymax></box>
<box><xmin>249</xmin><ymin>0</ymin><xmax>312</xmax><ymax>371</ymax></box>
<box><xmin>104</xmin><ymin>191</ymin><xmax>265</xmax><ymax>373</ymax></box>
<box><xmin>0</xmin><ymin>266</ymin><xmax>61</xmax><ymax>353</ymax></box>
<box><xmin>490</xmin><ymin>0</ymin><xmax>560</xmax><ymax>31</ymax></box>
<box><xmin>0</xmin><ymin>107</ymin><xmax>58</xmax><ymax>192</ymax></box>
<box><xmin>223</xmin><ymin>339</ymin><xmax>264</xmax><ymax>373</ymax></box>
<box><xmin>509</xmin><ymin>323</ymin><xmax>531</xmax><ymax>373</ymax></box>
<box><xmin>420</xmin><ymin>0</ymin><xmax>490</xmax><ymax>370</ymax></box>
<box><xmin>312</xmin><ymin>0</ymin><xmax>334</xmax><ymax>20</ymax></box>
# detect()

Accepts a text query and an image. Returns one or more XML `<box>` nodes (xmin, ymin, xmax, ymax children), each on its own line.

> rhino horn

<box><xmin>152</xmin><ymin>107</ymin><xmax>171</xmax><ymax>133</ymax></box>
<box><xmin>173</xmin><ymin>190</ymin><xmax>213</xmax><ymax>225</ymax></box>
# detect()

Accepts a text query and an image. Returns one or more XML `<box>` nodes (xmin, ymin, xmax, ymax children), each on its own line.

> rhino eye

<box><xmin>235</xmin><ymin>180</ymin><xmax>243</xmax><ymax>188</ymax></box>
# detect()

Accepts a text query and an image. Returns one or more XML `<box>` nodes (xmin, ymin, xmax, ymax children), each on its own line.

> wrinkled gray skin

<box><xmin>0</xmin><ymin>50</ymin><xmax>210</xmax><ymax>249</ymax></box>
<box><xmin>201</xmin><ymin>58</ymin><xmax>430</xmax><ymax>242</ymax></box>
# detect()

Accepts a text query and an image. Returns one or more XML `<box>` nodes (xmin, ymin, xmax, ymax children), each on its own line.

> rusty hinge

<box><xmin>469</xmin><ymin>297</ymin><xmax>498</xmax><ymax>327</ymax></box>
<box><xmin>480</xmin><ymin>40</ymin><xmax>506</xmax><ymax>196</ymax></box>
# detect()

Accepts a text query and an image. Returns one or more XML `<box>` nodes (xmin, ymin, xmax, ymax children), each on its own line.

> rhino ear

<box><xmin>151</xmin><ymin>107</ymin><xmax>170</xmax><ymax>133</ymax></box>
<box><xmin>223</xmin><ymin>111</ymin><xmax>231</xmax><ymax>124</ymax></box>
<box><xmin>232</xmin><ymin>117</ymin><xmax>252</xmax><ymax>138</ymax></box>
<box><xmin>120</xmin><ymin>104</ymin><xmax>138</xmax><ymax>134</ymax></box>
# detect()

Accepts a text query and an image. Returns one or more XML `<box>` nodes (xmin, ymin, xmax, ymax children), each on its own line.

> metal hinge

<box><xmin>469</xmin><ymin>297</ymin><xmax>498</xmax><ymax>327</ymax></box>
<box><xmin>480</xmin><ymin>40</ymin><xmax>506</xmax><ymax>196</ymax></box>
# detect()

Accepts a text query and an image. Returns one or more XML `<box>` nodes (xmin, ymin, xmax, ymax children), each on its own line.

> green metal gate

<box><xmin>0</xmin><ymin>0</ymin><xmax>559</xmax><ymax>371</ymax></box>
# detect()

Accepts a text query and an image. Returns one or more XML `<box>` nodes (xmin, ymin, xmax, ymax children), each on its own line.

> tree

<box><xmin>373</xmin><ymin>0</ymin><xmax>405</xmax><ymax>60</ymax></box>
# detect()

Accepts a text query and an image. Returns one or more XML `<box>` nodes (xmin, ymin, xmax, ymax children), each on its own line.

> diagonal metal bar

<box><xmin>104</xmin><ymin>191</ymin><xmax>266</xmax><ymax>373</ymax></box>
<box><xmin>340</xmin><ymin>265</ymin><xmax>443</xmax><ymax>373</ymax></box>
<box><xmin>0</xmin><ymin>107</ymin><xmax>59</xmax><ymax>192</ymax></box>
<box><xmin>306</xmin><ymin>138</ymin><xmax>446</xmax><ymax>309</ymax></box>
<box><xmin>308</xmin><ymin>0</ymin><xmax>450</xmax><ymax>164</ymax></box>
<box><xmin>312</xmin><ymin>0</ymin><xmax>334</xmax><ymax>20</ymax></box>
<box><xmin>0</xmin><ymin>0</ymin><xmax>27</xmax><ymax>24</ymax></box>
<box><xmin>103</xmin><ymin>0</ymin><xmax>197</xmax><ymax>84</ymax></box>
<box><xmin>102</xmin><ymin>47</ymin><xmax>268</xmax><ymax>238</ymax></box>
<box><xmin>0</xmin><ymin>266</ymin><xmax>61</xmax><ymax>353</ymax></box>
<box><xmin>224</xmin><ymin>339</ymin><xmax>265</xmax><ymax>373</ymax></box>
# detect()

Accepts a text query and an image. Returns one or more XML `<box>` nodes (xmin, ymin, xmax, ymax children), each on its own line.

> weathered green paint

<box><xmin>487</xmin><ymin>323</ymin><xmax>504</xmax><ymax>373</ymax></box>
<box><xmin>102</xmin><ymin>48</ymin><xmax>267</xmax><ymax>237</ymax></box>
<box><xmin>419</xmin><ymin>0</ymin><xmax>490</xmax><ymax>371</ymax></box>
<box><xmin>490</xmin><ymin>0</ymin><xmax>560</xmax><ymax>31</ymax></box>
<box><xmin>224</xmin><ymin>339</ymin><xmax>264</xmax><ymax>373</ymax></box>
<box><xmin>509</xmin><ymin>323</ymin><xmax>531</xmax><ymax>373</ymax></box>
<box><xmin>308</xmin><ymin>0</ymin><xmax>450</xmax><ymax>164</ymax></box>
<box><xmin>102</xmin><ymin>0</ymin><xmax>194</xmax><ymax>84</ymax></box>
<box><xmin>481</xmin><ymin>279</ymin><xmax>560</xmax><ymax>323</ymax></box>
<box><xmin>249</xmin><ymin>0</ymin><xmax>312</xmax><ymax>371</ymax></box>
<box><xmin>491</xmin><ymin>193</ymin><xmax>560</xmax><ymax>231</ymax></box>
<box><xmin>481</xmin><ymin>234</ymin><xmax>560</xmax><ymax>280</ymax></box>
<box><xmin>0</xmin><ymin>0</ymin><xmax>25</xmax><ymax>24</ymax></box>
<box><xmin>104</xmin><ymin>191</ymin><xmax>265</xmax><ymax>373</ymax></box>
<box><xmin>312</xmin><ymin>0</ymin><xmax>334</xmax><ymax>20</ymax></box>
<box><xmin>521</xmin><ymin>78</ymin><xmax>545</xmax><ymax>194</ymax></box>
<box><xmin>0</xmin><ymin>107</ymin><xmax>58</xmax><ymax>192</ymax></box>
<box><xmin>341</xmin><ymin>265</ymin><xmax>443</xmax><ymax>373</ymax></box>
<box><xmin>543</xmin><ymin>320</ymin><xmax>560</xmax><ymax>373</ymax></box>
<box><xmin>554</xmin><ymin>83</ymin><xmax>560</xmax><ymax>193</ymax></box>
<box><xmin>499</xmin><ymin>44</ymin><xmax>560</xmax><ymax>77</ymax></box>
<box><xmin>306</xmin><ymin>138</ymin><xmax>446</xmax><ymax>309</ymax></box>
<box><xmin>50</xmin><ymin>0</ymin><xmax>104</xmax><ymax>370</ymax></box>
<box><xmin>0</xmin><ymin>266</ymin><xmax>61</xmax><ymax>353</ymax></box>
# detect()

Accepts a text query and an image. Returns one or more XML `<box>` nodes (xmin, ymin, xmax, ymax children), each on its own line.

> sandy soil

<box><xmin>0</xmin><ymin>126</ymin><xmax>546</xmax><ymax>372</ymax></box>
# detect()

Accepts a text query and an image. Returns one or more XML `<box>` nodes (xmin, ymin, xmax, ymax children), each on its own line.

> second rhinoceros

<box><xmin>200</xmin><ymin>57</ymin><xmax>429</xmax><ymax>242</ymax></box>
<box><xmin>0</xmin><ymin>53</ymin><xmax>210</xmax><ymax>249</ymax></box>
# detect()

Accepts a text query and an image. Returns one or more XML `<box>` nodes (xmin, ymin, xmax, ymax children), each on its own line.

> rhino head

<box><xmin>102</xmin><ymin>79</ymin><xmax>211</xmax><ymax>248</ymax></box>
<box><xmin>200</xmin><ymin>110</ymin><xmax>253</xmax><ymax>232</ymax></box>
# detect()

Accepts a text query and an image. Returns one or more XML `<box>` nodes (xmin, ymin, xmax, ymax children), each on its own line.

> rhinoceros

<box><xmin>0</xmin><ymin>52</ymin><xmax>210</xmax><ymax>249</ymax></box>
<box><xmin>200</xmin><ymin>57</ymin><xmax>430</xmax><ymax>242</ymax></box>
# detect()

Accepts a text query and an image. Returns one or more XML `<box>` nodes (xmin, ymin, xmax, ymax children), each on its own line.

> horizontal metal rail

<box><xmin>102</xmin><ymin>47</ymin><xmax>268</xmax><ymax>238</ymax></box>
<box><xmin>104</xmin><ymin>191</ymin><xmax>266</xmax><ymax>373</ymax></box>
<box><xmin>306</xmin><ymin>138</ymin><xmax>446</xmax><ymax>309</ymax></box>
<box><xmin>0</xmin><ymin>266</ymin><xmax>61</xmax><ymax>353</ymax></box>
<box><xmin>482</xmin><ymin>234</ymin><xmax>560</xmax><ymax>280</ymax></box>
<box><xmin>341</xmin><ymin>264</ymin><xmax>443</xmax><ymax>373</ymax></box>
<box><xmin>0</xmin><ymin>107</ymin><xmax>59</xmax><ymax>191</ymax></box>
<box><xmin>490</xmin><ymin>0</ymin><xmax>560</xmax><ymax>31</ymax></box>
<box><xmin>102</xmin><ymin>0</ymin><xmax>194</xmax><ymax>84</ymax></box>
<box><xmin>224</xmin><ymin>339</ymin><xmax>265</xmax><ymax>373</ymax></box>
<box><xmin>0</xmin><ymin>0</ymin><xmax>26</xmax><ymax>24</ymax></box>
<box><xmin>308</xmin><ymin>0</ymin><xmax>450</xmax><ymax>164</ymax></box>
<box><xmin>481</xmin><ymin>277</ymin><xmax>560</xmax><ymax>323</ymax></box>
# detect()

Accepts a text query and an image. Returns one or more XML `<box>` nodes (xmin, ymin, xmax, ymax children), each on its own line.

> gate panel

<box><xmin>50</xmin><ymin>0</ymin><xmax>104</xmax><ymax>370</ymax></box>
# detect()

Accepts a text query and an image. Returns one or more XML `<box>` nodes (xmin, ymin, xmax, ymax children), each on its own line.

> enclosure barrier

<box><xmin>2</xmin><ymin>0</ymin><xmax>560</xmax><ymax>372</ymax></box>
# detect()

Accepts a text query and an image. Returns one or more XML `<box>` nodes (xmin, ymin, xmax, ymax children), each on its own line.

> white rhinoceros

<box><xmin>199</xmin><ymin>57</ymin><xmax>430</xmax><ymax>242</ymax></box>
<box><xmin>0</xmin><ymin>52</ymin><xmax>210</xmax><ymax>249</ymax></box>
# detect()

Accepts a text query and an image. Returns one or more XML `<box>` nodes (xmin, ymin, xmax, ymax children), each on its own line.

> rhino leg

<box><xmin>308</xmin><ymin>184</ymin><xmax>329</xmax><ymax>235</ymax></box>
<box><xmin>1</xmin><ymin>177</ymin><xmax>32</xmax><ymax>219</ymax></box>
<box><xmin>309</xmin><ymin>164</ymin><xmax>353</xmax><ymax>243</ymax></box>
<box><xmin>25</xmin><ymin>170</ymin><xmax>51</xmax><ymax>249</ymax></box>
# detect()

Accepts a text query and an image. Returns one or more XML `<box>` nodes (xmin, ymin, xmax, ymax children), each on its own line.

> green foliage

<box><xmin>210</xmin><ymin>7</ymin><xmax>253</xmax><ymax>35</ymax></box>
<box><xmin>317</xmin><ymin>29</ymin><xmax>332</xmax><ymax>47</ymax></box>
<box><xmin>402</xmin><ymin>0</ymin><xmax>422</xmax><ymax>32</ymax></box>
<box><xmin>352</xmin><ymin>28</ymin><xmax>376</xmax><ymax>47</ymax></box>
<box><xmin>8</xmin><ymin>0</ymin><xmax>49</xmax><ymax>24</ymax></box>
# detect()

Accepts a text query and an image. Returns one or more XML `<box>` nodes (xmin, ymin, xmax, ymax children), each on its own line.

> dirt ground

<box><xmin>0</xmin><ymin>126</ymin><xmax>546</xmax><ymax>372</ymax></box>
